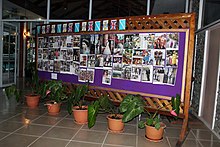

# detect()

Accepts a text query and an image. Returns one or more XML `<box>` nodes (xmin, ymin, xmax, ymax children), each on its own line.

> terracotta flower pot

<box><xmin>25</xmin><ymin>94</ymin><xmax>40</xmax><ymax>108</ymax></box>
<box><xmin>46</xmin><ymin>101</ymin><xmax>61</xmax><ymax>115</ymax></box>
<box><xmin>72</xmin><ymin>106</ymin><xmax>88</xmax><ymax>124</ymax></box>
<box><xmin>145</xmin><ymin>123</ymin><xmax>166</xmax><ymax>142</ymax></box>
<box><xmin>107</xmin><ymin>114</ymin><xmax>124</xmax><ymax>133</ymax></box>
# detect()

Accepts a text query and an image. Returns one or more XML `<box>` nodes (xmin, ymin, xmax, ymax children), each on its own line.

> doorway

<box><xmin>0</xmin><ymin>23</ymin><xmax>17</xmax><ymax>87</ymax></box>
<box><xmin>200</xmin><ymin>27</ymin><xmax>220</xmax><ymax>129</ymax></box>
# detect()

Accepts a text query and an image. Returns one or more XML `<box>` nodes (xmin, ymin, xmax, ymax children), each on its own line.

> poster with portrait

<box><xmin>141</xmin><ymin>65</ymin><xmax>153</xmax><ymax>83</ymax></box>
<box><xmin>102</xmin><ymin>68</ymin><xmax>112</xmax><ymax>85</ymax></box>
<box><xmin>80</xmin><ymin>35</ymin><xmax>91</xmax><ymax>54</ymax></box>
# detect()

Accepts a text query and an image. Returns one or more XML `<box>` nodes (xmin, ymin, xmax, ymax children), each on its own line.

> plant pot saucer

<box><xmin>145</xmin><ymin>135</ymin><xmax>163</xmax><ymax>142</ymax></box>
<box><xmin>108</xmin><ymin>128</ymin><xmax>124</xmax><ymax>133</ymax></box>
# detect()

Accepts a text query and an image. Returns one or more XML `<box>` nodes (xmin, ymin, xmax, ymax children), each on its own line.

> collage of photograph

<box><xmin>38</xmin><ymin>32</ymin><xmax>179</xmax><ymax>85</ymax></box>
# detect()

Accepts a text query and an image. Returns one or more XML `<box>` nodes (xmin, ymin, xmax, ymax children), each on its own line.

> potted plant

<box><xmin>4</xmin><ymin>84</ymin><xmax>22</xmax><ymax>103</ymax></box>
<box><xmin>88</xmin><ymin>95</ymin><xmax>124</xmax><ymax>133</ymax></box>
<box><xmin>44</xmin><ymin>80</ymin><xmax>67</xmax><ymax>115</ymax></box>
<box><xmin>67</xmin><ymin>84</ymin><xmax>88</xmax><ymax>124</ymax></box>
<box><xmin>24</xmin><ymin>70</ymin><xmax>47</xmax><ymax>108</ymax></box>
<box><xmin>119</xmin><ymin>94</ymin><xmax>180</xmax><ymax>142</ymax></box>
<box><xmin>4</xmin><ymin>71</ymin><xmax>47</xmax><ymax>108</ymax></box>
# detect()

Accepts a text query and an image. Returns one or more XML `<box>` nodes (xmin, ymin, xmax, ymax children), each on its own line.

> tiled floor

<box><xmin>0</xmin><ymin>85</ymin><xmax>220</xmax><ymax>147</ymax></box>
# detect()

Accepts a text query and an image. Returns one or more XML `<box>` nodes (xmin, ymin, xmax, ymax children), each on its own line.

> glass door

<box><xmin>1</xmin><ymin>23</ymin><xmax>17</xmax><ymax>87</ymax></box>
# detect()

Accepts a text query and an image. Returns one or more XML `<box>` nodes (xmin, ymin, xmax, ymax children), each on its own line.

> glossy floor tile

<box><xmin>0</xmin><ymin>85</ymin><xmax>220</xmax><ymax>147</ymax></box>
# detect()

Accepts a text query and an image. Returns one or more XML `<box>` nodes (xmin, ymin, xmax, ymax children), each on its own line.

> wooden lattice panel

<box><xmin>126</xmin><ymin>14</ymin><xmax>191</xmax><ymax>30</ymax></box>
<box><xmin>86</xmin><ymin>86</ymin><xmax>184</xmax><ymax>115</ymax></box>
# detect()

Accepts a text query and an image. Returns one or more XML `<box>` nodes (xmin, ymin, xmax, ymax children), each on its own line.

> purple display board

<box><xmin>39</xmin><ymin>32</ymin><xmax>186</xmax><ymax>97</ymax></box>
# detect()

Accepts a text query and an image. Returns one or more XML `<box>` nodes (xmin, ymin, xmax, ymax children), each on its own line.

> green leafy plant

<box><xmin>4</xmin><ymin>85</ymin><xmax>22</xmax><ymax>102</ymax></box>
<box><xmin>44</xmin><ymin>80</ymin><xmax>67</xmax><ymax>103</ymax></box>
<box><xmin>67</xmin><ymin>84</ymin><xmax>88</xmax><ymax>114</ymax></box>
<box><xmin>119</xmin><ymin>94</ymin><xmax>181</xmax><ymax>130</ymax></box>
<box><xmin>88</xmin><ymin>95</ymin><xmax>119</xmax><ymax>128</ymax></box>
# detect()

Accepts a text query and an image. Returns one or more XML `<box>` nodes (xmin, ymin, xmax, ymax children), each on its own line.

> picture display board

<box><xmin>36</xmin><ymin>13</ymin><xmax>195</xmax><ymax>145</ymax></box>
<box><xmin>37</xmin><ymin>32</ymin><xmax>185</xmax><ymax>98</ymax></box>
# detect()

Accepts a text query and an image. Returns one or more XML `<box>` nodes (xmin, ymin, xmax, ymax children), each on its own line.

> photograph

<box><xmin>141</xmin><ymin>65</ymin><xmax>153</xmax><ymax>83</ymax></box>
<box><xmin>139</xmin><ymin>33</ymin><xmax>148</xmax><ymax>49</ymax></box>
<box><xmin>153</xmin><ymin>49</ymin><xmax>166</xmax><ymax>66</ymax></box>
<box><xmin>122</xmin><ymin>65</ymin><xmax>131</xmax><ymax>80</ymax></box>
<box><xmin>95</xmin><ymin>54</ymin><xmax>104</xmax><ymax>68</ymax></box>
<box><xmin>132</xmin><ymin>57</ymin><xmax>143</xmax><ymax>65</ymax></box>
<box><xmin>87</xmin><ymin>68</ymin><xmax>95</xmax><ymax>83</ymax></box>
<box><xmin>80</xmin><ymin>54</ymin><xmax>87</xmax><ymax>67</ymax></box>
<box><xmin>87</xmin><ymin>54</ymin><xmax>96</xmax><ymax>68</ymax></box>
<box><xmin>122</xmin><ymin>49</ymin><xmax>132</xmax><ymax>64</ymax></box>
<box><xmin>124</xmin><ymin>34</ymin><xmax>135</xmax><ymax>49</ymax></box>
<box><xmin>130</xmin><ymin>65</ymin><xmax>142</xmax><ymax>82</ymax></box>
<box><xmin>73</xmin><ymin>49</ymin><xmax>80</xmax><ymax>62</ymax></box>
<box><xmin>154</xmin><ymin>33</ymin><xmax>167</xmax><ymax>49</ymax></box>
<box><xmin>37</xmin><ymin>59</ymin><xmax>43</xmax><ymax>71</ymax></box>
<box><xmin>153</xmin><ymin>67</ymin><xmax>165</xmax><ymax>84</ymax></box>
<box><xmin>73</xmin><ymin>35</ymin><xmax>80</xmax><ymax>48</ymax></box>
<box><xmin>78</xmin><ymin>68</ymin><xmax>87</xmax><ymax>82</ymax></box>
<box><xmin>112</xmin><ymin>70</ymin><xmax>122</xmax><ymax>79</ymax></box>
<box><xmin>142</xmin><ymin>49</ymin><xmax>154</xmax><ymax>65</ymax></box>
<box><xmin>103</xmin><ymin>55</ymin><xmax>113</xmax><ymax>67</ymax></box>
<box><xmin>166</xmin><ymin>50</ymin><xmax>178</xmax><ymax>66</ymax></box>
<box><xmin>71</xmin><ymin>62</ymin><xmax>80</xmax><ymax>75</ymax></box>
<box><xmin>166</xmin><ymin>33</ymin><xmax>179</xmax><ymax>49</ymax></box>
<box><xmin>49</xmin><ymin>36</ymin><xmax>60</xmax><ymax>48</ymax></box>
<box><xmin>54</xmin><ymin>60</ymin><xmax>61</xmax><ymax>73</ymax></box>
<box><xmin>102</xmin><ymin>68</ymin><xmax>112</xmax><ymax>85</ymax></box>
<box><xmin>101</xmin><ymin>34</ymin><xmax>113</xmax><ymax>55</ymax></box>
<box><xmin>164</xmin><ymin>67</ymin><xmax>177</xmax><ymax>85</ymax></box>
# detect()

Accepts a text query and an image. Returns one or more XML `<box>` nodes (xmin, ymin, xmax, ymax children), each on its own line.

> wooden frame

<box><xmin>36</xmin><ymin>13</ymin><xmax>195</xmax><ymax>146</ymax></box>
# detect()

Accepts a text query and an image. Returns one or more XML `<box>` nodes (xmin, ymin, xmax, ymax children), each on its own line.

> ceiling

<box><xmin>4</xmin><ymin>0</ymin><xmax>149</xmax><ymax>20</ymax></box>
